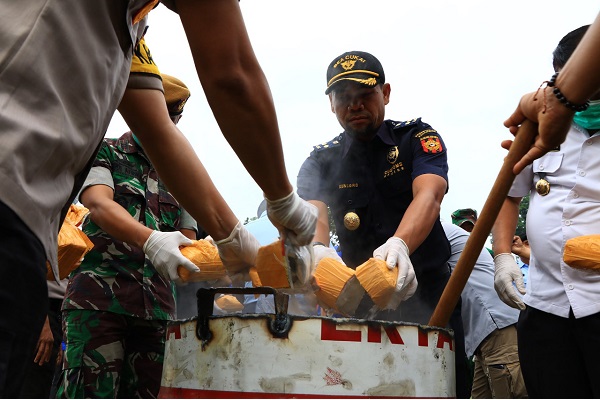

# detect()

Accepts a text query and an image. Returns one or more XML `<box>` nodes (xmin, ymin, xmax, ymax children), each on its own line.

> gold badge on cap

<box><xmin>535</xmin><ymin>178</ymin><xmax>550</xmax><ymax>196</ymax></box>
<box><xmin>344</xmin><ymin>212</ymin><xmax>360</xmax><ymax>231</ymax></box>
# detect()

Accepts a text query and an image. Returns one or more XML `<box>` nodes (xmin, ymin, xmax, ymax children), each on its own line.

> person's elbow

<box><xmin>202</xmin><ymin>60</ymin><xmax>265</xmax><ymax>101</ymax></box>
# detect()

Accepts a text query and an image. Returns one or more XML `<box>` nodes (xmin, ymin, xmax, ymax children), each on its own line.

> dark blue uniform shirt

<box><xmin>297</xmin><ymin>118</ymin><xmax>451</xmax><ymax>277</ymax></box>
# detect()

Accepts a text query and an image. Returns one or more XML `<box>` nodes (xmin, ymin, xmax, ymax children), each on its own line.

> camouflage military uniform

<box><xmin>57</xmin><ymin>132</ymin><xmax>196</xmax><ymax>398</ymax></box>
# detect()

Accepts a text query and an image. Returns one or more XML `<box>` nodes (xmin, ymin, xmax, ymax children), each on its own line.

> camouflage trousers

<box><xmin>56</xmin><ymin>309</ymin><xmax>167</xmax><ymax>398</ymax></box>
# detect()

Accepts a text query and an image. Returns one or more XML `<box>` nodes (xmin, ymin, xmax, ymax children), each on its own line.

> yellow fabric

<box><xmin>130</xmin><ymin>37</ymin><xmax>160</xmax><ymax>77</ymax></box>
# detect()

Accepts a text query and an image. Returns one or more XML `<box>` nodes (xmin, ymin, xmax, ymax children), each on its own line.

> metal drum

<box><xmin>159</xmin><ymin>288</ymin><xmax>455</xmax><ymax>398</ymax></box>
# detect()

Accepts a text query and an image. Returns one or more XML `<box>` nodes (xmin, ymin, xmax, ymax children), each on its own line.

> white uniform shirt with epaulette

<box><xmin>509</xmin><ymin>123</ymin><xmax>600</xmax><ymax>319</ymax></box>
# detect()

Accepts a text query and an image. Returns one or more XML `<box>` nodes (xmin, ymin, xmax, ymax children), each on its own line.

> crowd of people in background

<box><xmin>1</xmin><ymin>2</ymin><xmax>600</xmax><ymax>399</ymax></box>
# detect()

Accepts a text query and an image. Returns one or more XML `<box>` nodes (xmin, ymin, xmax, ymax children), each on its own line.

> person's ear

<box><xmin>329</xmin><ymin>93</ymin><xmax>335</xmax><ymax>113</ymax></box>
<box><xmin>382</xmin><ymin>83</ymin><xmax>391</xmax><ymax>105</ymax></box>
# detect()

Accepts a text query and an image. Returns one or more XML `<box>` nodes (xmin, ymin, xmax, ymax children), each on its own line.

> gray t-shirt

<box><xmin>0</xmin><ymin>1</ymin><xmax>151</xmax><ymax>275</ymax></box>
<box><xmin>442</xmin><ymin>222</ymin><xmax>520</xmax><ymax>357</ymax></box>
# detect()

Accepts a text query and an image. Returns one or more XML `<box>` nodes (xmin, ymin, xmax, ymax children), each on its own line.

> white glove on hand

<box><xmin>373</xmin><ymin>237</ymin><xmax>418</xmax><ymax>309</ymax></box>
<box><xmin>215</xmin><ymin>222</ymin><xmax>260</xmax><ymax>278</ymax></box>
<box><xmin>493</xmin><ymin>253</ymin><xmax>526</xmax><ymax>310</ymax></box>
<box><xmin>313</xmin><ymin>244</ymin><xmax>343</xmax><ymax>266</ymax></box>
<box><xmin>143</xmin><ymin>231</ymin><xmax>198</xmax><ymax>284</ymax></box>
<box><xmin>266</xmin><ymin>191</ymin><xmax>318</xmax><ymax>246</ymax></box>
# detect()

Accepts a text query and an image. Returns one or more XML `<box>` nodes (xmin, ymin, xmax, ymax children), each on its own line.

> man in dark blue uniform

<box><xmin>297</xmin><ymin>51</ymin><xmax>469</xmax><ymax>398</ymax></box>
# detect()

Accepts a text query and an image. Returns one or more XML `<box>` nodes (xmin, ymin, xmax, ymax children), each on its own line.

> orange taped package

<box><xmin>47</xmin><ymin>205</ymin><xmax>94</xmax><ymax>281</ymax></box>
<box><xmin>356</xmin><ymin>258</ymin><xmax>399</xmax><ymax>309</ymax></box>
<box><xmin>177</xmin><ymin>239</ymin><xmax>227</xmax><ymax>282</ymax></box>
<box><xmin>563</xmin><ymin>234</ymin><xmax>600</xmax><ymax>271</ymax></box>
<box><xmin>215</xmin><ymin>294</ymin><xmax>244</xmax><ymax>312</ymax></box>
<box><xmin>313</xmin><ymin>258</ymin><xmax>356</xmax><ymax>312</ymax></box>
<box><xmin>254</xmin><ymin>240</ymin><xmax>292</xmax><ymax>288</ymax></box>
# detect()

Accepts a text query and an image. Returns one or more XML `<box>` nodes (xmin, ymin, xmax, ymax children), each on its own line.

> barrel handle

<box><xmin>195</xmin><ymin>287</ymin><xmax>292</xmax><ymax>345</ymax></box>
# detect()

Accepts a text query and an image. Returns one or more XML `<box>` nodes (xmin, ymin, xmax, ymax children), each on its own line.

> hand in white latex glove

<box><xmin>493</xmin><ymin>253</ymin><xmax>526</xmax><ymax>310</ymax></box>
<box><xmin>143</xmin><ymin>231</ymin><xmax>198</xmax><ymax>284</ymax></box>
<box><xmin>373</xmin><ymin>237</ymin><xmax>418</xmax><ymax>309</ymax></box>
<box><xmin>313</xmin><ymin>244</ymin><xmax>343</xmax><ymax>266</ymax></box>
<box><xmin>215</xmin><ymin>222</ymin><xmax>260</xmax><ymax>278</ymax></box>
<box><xmin>266</xmin><ymin>191</ymin><xmax>318</xmax><ymax>246</ymax></box>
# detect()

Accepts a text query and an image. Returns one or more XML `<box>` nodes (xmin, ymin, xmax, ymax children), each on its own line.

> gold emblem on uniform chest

<box><xmin>387</xmin><ymin>146</ymin><xmax>399</xmax><ymax>164</ymax></box>
<box><xmin>344</xmin><ymin>212</ymin><xmax>360</xmax><ymax>230</ymax></box>
<box><xmin>383</xmin><ymin>162</ymin><xmax>404</xmax><ymax>178</ymax></box>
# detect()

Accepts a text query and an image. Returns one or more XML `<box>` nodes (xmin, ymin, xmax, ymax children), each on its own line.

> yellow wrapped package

<box><xmin>254</xmin><ymin>240</ymin><xmax>292</xmax><ymax>288</ymax></box>
<box><xmin>356</xmin><ymin>258</ymin><xmax>399</xmax><ymax>309</ymax></box>
<box><xmin>177</xmin><ymin>239</ymin><xmax>227</xmax><ymax>282</ymax></box>
<box><xmin>215</xmin><ymin>294</ymin><xmax>244</xmax><ymax>312</ymax></box>
<box><xmin>47</xmin><ymin>205</ymin><xmax>94</xmax><ymax>281</ymax></box>
<box><xmin>563</xmin><ymin>235</ymin><xmax>600</xmax><ymax>271</ymax></box>
<box><xmin>313</xmin><ymin>258</ymin><xmax>356</xmax><ymax>312</ymax></box>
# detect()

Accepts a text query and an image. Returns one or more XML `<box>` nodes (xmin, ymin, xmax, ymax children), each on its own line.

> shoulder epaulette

<box><xmin>313</xmin><ymin>135</ymin><xmax>343</xmax><ymax>152</ymax></box>
<box><xmin>389</xmin><ymin>118</ymin><xmax>421</xmax><ymax>129</ymax></box>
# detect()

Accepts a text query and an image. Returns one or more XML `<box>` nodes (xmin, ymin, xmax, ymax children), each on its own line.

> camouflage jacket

<box><xmin>63</xmin><ymin>132</ymin><xmax>194</xmax><ymax>320</ymax></box>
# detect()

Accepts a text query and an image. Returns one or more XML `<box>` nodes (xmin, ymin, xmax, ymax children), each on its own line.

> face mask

<box><xmin>573</xmin><ymin>99</ymin><xmax>600</xmax><ymax>130</ymax></box>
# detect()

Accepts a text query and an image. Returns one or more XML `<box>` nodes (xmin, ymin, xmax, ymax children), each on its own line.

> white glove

<box><xmin>215</xmin><ymin>222</ymin><xmax>260</xmax><ymax>278</ymax></box>
<box><xmin>493</xmin><ymin>253</ymin><xmax>526</xmax><ymax>310</ymax></box>
<box><xmin>143</xmin><ymin>231</ymin><xmax>198</xmax><ymax>284</ymax></box>
<box><xmin>266</xmin><ymin>191</ymin><xmax>318</xmax><ymax>246</ymax></box>
<box><xmin>373</xmin><ymin>237</ymin><xmax>418</xmax><ymax>309</ymax></box>
<box><xmin>313</xmin><ymin>244</ymin><xmax>343</xmax><ymax>266</ymax></box>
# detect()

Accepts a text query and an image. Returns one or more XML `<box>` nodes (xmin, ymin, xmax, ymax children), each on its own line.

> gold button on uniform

<box><xmin>535</xmin><ymin>178</ymin><xmax>550</xmax><ymax>196</ymax></box>
<box><xmin>343</xmin><ymin>212</ymin><xmax>360</xmax><ymax>230</ymax></box>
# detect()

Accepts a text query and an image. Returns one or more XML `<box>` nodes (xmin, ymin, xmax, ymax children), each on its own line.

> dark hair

<box><xmin>553</xmin><ymin>25</ymin><xmax>590</xmax><ymax>71</ymax></box>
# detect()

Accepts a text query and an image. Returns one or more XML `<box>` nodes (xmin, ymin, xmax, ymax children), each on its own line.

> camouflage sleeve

<box><xmin>178</xmin><ymin>208</ymin><xmax>198</xmax><ymax>232</ymax></box>
<box><xmin>77</xmin><ymin>142</ymin><xmax>115</xmax><ymax>199</ymax></box>
<box><xmin>82</xmin><ymin>167</ymin><xmax>114</xmax><ymax>192</ymax></box>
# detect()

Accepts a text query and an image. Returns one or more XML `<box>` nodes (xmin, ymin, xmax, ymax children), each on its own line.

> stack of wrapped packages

<box><xmin>177</xmin><ymin>237</ymin><xmax>399</xmax><ymax>317</ymax></box>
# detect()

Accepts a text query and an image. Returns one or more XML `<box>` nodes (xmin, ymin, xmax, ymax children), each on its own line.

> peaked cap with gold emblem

<box><xmin>325</xmin><ymin>51</ymin><xmax>385</xmax><ymax>94</ymax></box>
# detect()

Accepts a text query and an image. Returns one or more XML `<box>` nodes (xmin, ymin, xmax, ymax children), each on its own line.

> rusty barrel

<box><xmin>159</xmin><ymin>287</ymin><xmax>455</xmax><ymax>398</ymax></box>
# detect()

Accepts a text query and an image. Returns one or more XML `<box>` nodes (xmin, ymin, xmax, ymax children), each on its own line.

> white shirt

<box><xmin>509</xmin><ymin>124</ymin><xmax>600</xmax><ymax>318</ymax></box>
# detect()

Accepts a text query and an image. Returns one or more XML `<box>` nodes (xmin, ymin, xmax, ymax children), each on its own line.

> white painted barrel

<box><xmin>159</xmin><ymin>289</ymin><xmax>455</xmax><ymax>398</ymax></box>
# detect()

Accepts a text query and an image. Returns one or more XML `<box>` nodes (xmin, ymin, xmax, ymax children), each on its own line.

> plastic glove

<box><xmin>143</xmin><ymin>231</ymin><xmax>198</xmax><ymax>284</ymax></box>
<box><xmin>266</xmin><ymin>191</ymin><xmax>318</xmax><ymax>246</ymax></box>
<box><xmin>373</xmin><ymin>237</ymin><xmax>418</xmax><ymax>308</ymax></box>
<box><xmin>493</xmin><ymin>253</ymin><xmax>526</xmax><ymax>310</ymax></box>
<box><xmin>215</xmin><ymin>222</ymin><xmax>260</xmax><ymax>279</ymax></box>
<box><xmin>313</xmin><ymin>244</ymin><xmax>343</xmax><ymax>266</ymax></box>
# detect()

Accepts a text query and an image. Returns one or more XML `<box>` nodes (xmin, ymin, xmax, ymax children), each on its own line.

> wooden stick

<box><xmin>428</xmin><ymin>120</ymin><xmax>538</xmax><ymax>328</ymax></box>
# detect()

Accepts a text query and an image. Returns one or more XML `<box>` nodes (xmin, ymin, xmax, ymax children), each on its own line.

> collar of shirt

<box><xmin>341</xmin><ymin>120</ymin><xmax>394</xmax><ymax>158</ymax></box>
